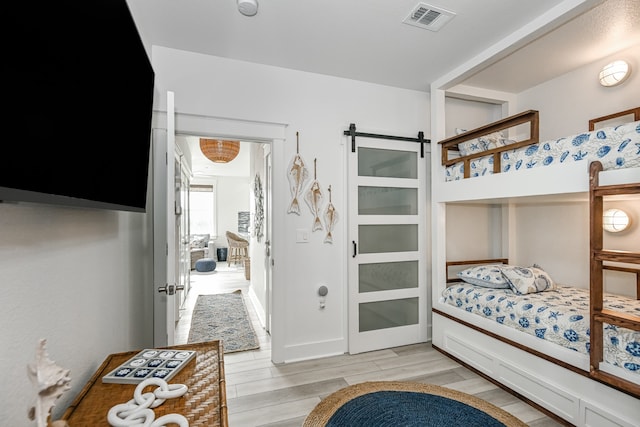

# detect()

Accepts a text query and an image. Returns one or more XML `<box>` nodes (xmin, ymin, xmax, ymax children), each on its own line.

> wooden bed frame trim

<box><xmin>439</xmin><ymin>106</ymin><xmax>639</xmax><ymax>180</ymax></box>
<box><xmin>588</xmin><ymin>106</ymin><xmax>640</xmax><ymax>131</ymax></box>
<box><xmin>445</xmin><ymin>258</ymin><xmax>509</xmax><ymax>283</ymax></box>
<box><xmin>438</xmin><ymin>110</ymin><xmax>539</xmax><ymax>178</ymax></box>
<box><xmin>588</xmin><ymin>160</ymin><xmax>640</xmax><ymax>396</ymax></box>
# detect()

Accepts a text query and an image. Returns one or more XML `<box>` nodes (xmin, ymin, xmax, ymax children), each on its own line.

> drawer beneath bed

<box><xmin>432</xmin><ymin>312</ymin><xmax>640</xmax><ymax>427</ymax></box>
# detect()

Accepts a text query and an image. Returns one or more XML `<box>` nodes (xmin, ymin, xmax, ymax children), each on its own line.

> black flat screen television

<box><xmin>2</xmin><ymin>0</ymin><xmax>155</xmax><ymax>213</ymax></box>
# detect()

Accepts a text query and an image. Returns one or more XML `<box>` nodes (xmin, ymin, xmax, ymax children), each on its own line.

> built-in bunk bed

<box><xmin>431</xmin><ymin>107</ymin><xmax>640</xmax><ymax>427</ymax></box>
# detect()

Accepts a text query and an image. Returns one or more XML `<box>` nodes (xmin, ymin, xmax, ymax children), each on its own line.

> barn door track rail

<box><xmin>344</xmin><ymin>123</ymin><xmax>430</xmax><ymax>157</ymax></box>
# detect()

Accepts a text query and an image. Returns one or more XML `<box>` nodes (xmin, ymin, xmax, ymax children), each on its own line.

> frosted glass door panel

<box><xmin>358</xmin><ymin>186</ymin><xmax>418</xmax><ymax>215</ymax></box>
<box><xmin>358</xmin><ymin>224</ymin><xmax>418</xmax><ymax>253</ymax></box>
<box><xmin>359</xmin><ymin>261</ymin><xmax>418</xmax><ymax>293</ymax></box>
<box><xmin>358</xmin><ymin>147</ymin><xmax>417</xmax><ymax>178</ymax></box>
<box><xmin>359</xmin><ymin>298</ymin><xmax>419</xmax><ymax>332</ymax></box>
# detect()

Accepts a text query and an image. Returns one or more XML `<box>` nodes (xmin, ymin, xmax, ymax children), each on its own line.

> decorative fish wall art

<box><xmin>304</xmin><ymin>158</ymin><xmax>324</xmax><ymax>232</ymax></box>
<box><xmin>253</xmin><ymin>174</ymin><xmax>264</xmax><ymax>242</ymax></box>
<box><xmin>323</xmin><ymin>185</ymin><xmax>339</xmax><ymax>243</ymax></box>
<box><xmin>287</xmin><ymin>131</ymin><xmax>309</xmax><ymax>215</ymax></box>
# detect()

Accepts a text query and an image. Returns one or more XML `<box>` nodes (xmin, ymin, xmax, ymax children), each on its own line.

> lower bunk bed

<box><xmin>441</xmin><ymin>281</ymin><xmax>640</xmax><ymax>379</ymax></box>
<box><xmin>433</xmin><ymin>258</ymin><xmax>640</xmax><ymax>426</ymax></box>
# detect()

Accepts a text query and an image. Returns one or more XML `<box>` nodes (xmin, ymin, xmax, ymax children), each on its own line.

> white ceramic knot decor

<box><xmin>107</xmin><ymin>377</ymin><xmax>189</xmax><ymax>427</ymax></box>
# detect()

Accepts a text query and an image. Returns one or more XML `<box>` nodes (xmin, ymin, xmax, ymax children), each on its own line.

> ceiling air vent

<box><xmin>403</xmin><ymin>3</ymin><xmax>455</xmax><ymax>32</ymax></box>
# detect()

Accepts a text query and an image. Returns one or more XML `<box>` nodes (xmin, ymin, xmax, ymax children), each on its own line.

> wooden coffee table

<box><xmin>61</xmin><ymin>341</ymin><xmax>227</xmax><ymax>426</ymax></box>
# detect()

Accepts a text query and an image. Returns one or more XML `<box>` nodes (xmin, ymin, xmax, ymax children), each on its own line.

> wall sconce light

<box><xmin>199</xmin><ymin>138</ymin><xmax>240</xmax><ymax>163</ymax></box>
<box><xmin>599</xmin><ymin>60</ymin><xmax>631</xmax><ymax>87</ymax></box>
<box><xmin>238</xmin><ymin>0</ymin><xmax>258</xmax><ymax>16</ymax></box>
<box><xmin>603</xmin><ymin>208</ymin><xmax>630</xmax><ymax>233</ymax></box>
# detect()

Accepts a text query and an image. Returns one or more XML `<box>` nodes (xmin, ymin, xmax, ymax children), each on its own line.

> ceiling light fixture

<box><xmin>199</xmin><ymin>139</ymin><xmax>240</xmax><ymax>163</ymax></box>
<box><xmin>238</xmin><ymin>0</ymin><xmax>258</xmax><ymax>17</ymax></box>
<box><xmin>602</xmin><ymin>208</ymin><xmax>630</xmax><ymax>233</ymax></box>
<box><xmin>599</xmin><ymin>60</ymin><xmax>631</xmax><ymax>87</ymax></box>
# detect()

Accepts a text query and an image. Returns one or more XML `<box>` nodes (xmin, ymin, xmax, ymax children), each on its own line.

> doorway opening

<box><xmin>174</xmin><ymin>136</ymin><xmax>272</xmax><ymax>350</ymax></box>
<box><xmin>152</xmin><ymin>103</ymin><xmax>286</xmax><ymax>357</ymax></box>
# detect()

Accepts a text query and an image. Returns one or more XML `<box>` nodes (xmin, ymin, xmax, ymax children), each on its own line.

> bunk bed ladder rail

<box><xmin>588</xmin><ymin>161</ymin><xmax>640</xmax><ymax>397</ymax></box>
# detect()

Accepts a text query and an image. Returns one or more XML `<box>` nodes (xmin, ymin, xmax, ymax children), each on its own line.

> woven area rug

<box><xmin>303</xmin><ymin>381</ymin><xmax>528</xmax><ymax>427</ymax></box>
<box><xmin>187</xmin><ymin>290</ymin><xmax>260</xmax><ymax>353</ymax></box>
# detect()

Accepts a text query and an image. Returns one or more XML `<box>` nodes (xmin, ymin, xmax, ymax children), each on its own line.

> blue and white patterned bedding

<box><xmin>445</xmin><ymin>120</ymin><xmax>640</xmax><ymax>181</ymax></box>
<box><xmin>441</xmin><ymin>283</ymin><xmax>640</xmax><ymax>375</ymax></box>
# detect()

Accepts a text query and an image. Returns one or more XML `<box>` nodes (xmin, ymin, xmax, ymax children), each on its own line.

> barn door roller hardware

<box><xmin>344</xmin><ymin>123</ymin><xmax>430</xmax><ymax>157</ymax></box>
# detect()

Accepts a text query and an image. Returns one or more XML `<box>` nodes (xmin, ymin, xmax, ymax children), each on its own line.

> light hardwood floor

<box><xmin>175</xmin><ymin>263</ymin><xmax>564</xmax><ymax>426</ymax></box>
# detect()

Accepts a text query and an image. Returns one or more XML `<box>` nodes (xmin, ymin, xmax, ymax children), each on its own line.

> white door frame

<box><xmin>152</xmin><ymin>92</ymin><xmax>177</xmax><ymax>347</ymax></box>
<box><xmin>175</xmin><ymin>150</ymin><xmax>191</xmax><ymax>317</ymax></box>
<box><xmin>152</xmin><ymin>107</ymin><xmax>287</xmax><ymax>360</ymax></box>
<box><xmin>263</xmin><ymin>145</ymin><xmax>273</xmax><ymax>333</ymax></box>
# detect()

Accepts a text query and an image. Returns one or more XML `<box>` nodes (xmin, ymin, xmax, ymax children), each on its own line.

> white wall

<box><xmin>517</xmin><ymin>44</ymin><xmax>640</xmax><ymax>140</ymax></box>
<box><xmin>514</xmin><ymin>201</ymin><xmax>589</xmax><ymax>286</ymax></box>
<box><xmin>445</xmin><ymin>97</ymin><xmax>502</xmax><ymax>138</ymax></box>
<box><xmin>446</xmin><ymin>204</ymin><xmax>503</xmax><ymax>263</ymax></box>
<box><xmin>0</xmin><ymin>201</ymin><xmax>153</xmax><ymax>425</ymax></box>
<box><xmin>151</xmin><ymin>46</ymin><xmax>430</xmax><ymax>362</ymax></box>
<box><xmin>213</xmin><ymin>176</ymin><xmax>251</xmax><ymax>251</ymax></box>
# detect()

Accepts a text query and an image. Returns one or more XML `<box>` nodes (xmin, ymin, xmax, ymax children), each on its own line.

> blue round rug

<box><xmin>303</xmin><ymin>381</ymin><xmax>528</xmax><ymax>427</ymax></box>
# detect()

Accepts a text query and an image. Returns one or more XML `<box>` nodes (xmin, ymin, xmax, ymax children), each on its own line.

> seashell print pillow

<box><xmin>484</xmin><ymin>135</ymin><xmax>517</xmax><ymax>150</ymax></box>
<box><xmin>455</xmin><ymin>128</ymin><xmax>486</xmax><ymax>157</ymax></box>
<box><xmin>500</xmin><ymin>265</ymin><xmax>557</xmax><ymax>295</ymax></box>
<box><xmin>457</xmin><ymin>264</ymin><xmax>510</xmax><ymax>289</ymax></box>
<box><xmin>455</xmin><ymin>128</ymin><xmax>509</xmax><ymax>156</ymax></box>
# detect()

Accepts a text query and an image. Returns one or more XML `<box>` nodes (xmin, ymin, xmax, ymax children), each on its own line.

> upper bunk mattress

<box><xmin>445</xmin><ymin>120</ymin><xmax>640</xmax><ymax>181</ymax></box>
<box><xmin>441</xmin><ymin>283</ymin><xmax>640</xmax><ymax>375</ymax></box>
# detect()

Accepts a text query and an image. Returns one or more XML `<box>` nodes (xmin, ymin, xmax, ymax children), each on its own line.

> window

<box><xmin>189</xmin><ymin>185</ymin><xmax>215</xmax><ymax>236</ymax></box>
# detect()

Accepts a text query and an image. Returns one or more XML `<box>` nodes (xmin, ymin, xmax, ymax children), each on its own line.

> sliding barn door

<box><xmin>348</xmin><ymin>137</ymin><xmax>428</xmax><ymax>354</ymax></box>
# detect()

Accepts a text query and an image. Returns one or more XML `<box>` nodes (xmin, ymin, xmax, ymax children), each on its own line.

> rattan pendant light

<box><xmin>199</xmin><ymin>138</ymin><xmax>240</xmax><ymax>163</ymax></box>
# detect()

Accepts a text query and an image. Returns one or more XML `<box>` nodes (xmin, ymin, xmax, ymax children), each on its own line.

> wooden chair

<box><xmin>226</xmin><ymin>231</ymin><xmax>249</xmax><ymax>266</ymax></box>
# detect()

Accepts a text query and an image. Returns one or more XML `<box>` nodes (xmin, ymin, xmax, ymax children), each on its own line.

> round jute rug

<box><xmin>303</xmin><ymin>381</ymin><xmax>528</xmax><ymax>427</ymax></box>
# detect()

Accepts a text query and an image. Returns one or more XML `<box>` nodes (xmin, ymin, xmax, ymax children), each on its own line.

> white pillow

<box><xmin>457</xmin><ymin>264</ymin><xmax>510</xmax><ymax>289</ymax></box>
<box><xmin>501</xmin><ymin>266</ymin><xmax>557</xmax><ymax>295</ymax></box>
<box><xmin>190</xmin><ymin>234</ymin><xmax>209</xmax><ymax>248</ymax></box>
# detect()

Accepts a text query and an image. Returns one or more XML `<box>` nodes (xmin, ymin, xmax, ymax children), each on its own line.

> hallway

<box><xmin>174</xmin><ymin>261</ymin><xmax>265</xmax><ymax>347</ymax></box>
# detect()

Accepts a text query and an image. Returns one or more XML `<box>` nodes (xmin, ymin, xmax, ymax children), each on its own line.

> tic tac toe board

<box><xmin>101</xmin><ymin>348</ymin><xmax>197</xmax><ymax>384</ymax></box>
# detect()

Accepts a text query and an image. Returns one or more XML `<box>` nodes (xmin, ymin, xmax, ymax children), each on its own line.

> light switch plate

<box><xmin>296</xmin><ymin>229</ymin><xmax>310</xmax><ymax>243</ymax></box>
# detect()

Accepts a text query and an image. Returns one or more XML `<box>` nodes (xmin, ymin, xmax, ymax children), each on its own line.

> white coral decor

<box><xmin>27</xmin><ymin>339</ymin><xmax>72</xmax><ymax>427</ymax></box>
